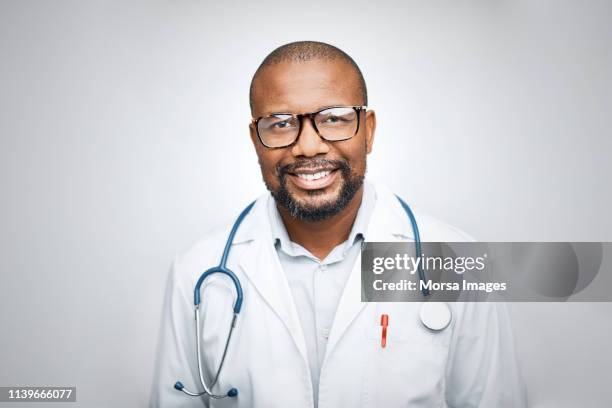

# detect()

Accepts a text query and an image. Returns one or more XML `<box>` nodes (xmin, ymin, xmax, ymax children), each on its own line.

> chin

<box><xmin>268</xmin><ymin>166</ymin><xmax>364</xmax><ymax>222</ymax></box>
<box><xmin>288</xmin><ymin>182</ymin><xmax>344</xmax><ymax>208</ymax></box>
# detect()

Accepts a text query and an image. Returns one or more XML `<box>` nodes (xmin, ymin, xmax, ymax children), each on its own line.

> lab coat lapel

<box><xmin>325</xmin><ymin>183</ymin><xmax>416</xmax><ymax>359</ymax></box>
<box><xmin>235</xmin><ymin>201</ymin><xmax>310</xmax><ymax>367</ymax></box>
<box><xmin>324</xmin><ymin>252</ymin><xmax>365</xmax><ymax>357</ymax></box>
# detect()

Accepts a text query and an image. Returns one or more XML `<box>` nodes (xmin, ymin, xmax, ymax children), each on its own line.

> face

<box><xmin>249</xmin><ymin>59</ymin><xmax>376</xmax><ymax>221</ymax></box>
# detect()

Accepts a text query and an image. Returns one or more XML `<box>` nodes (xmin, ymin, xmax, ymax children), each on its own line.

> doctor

<box><xmin>151</xmin><ymin>41</ymin><xmax>526</xmax><ymax>407</ymax></box>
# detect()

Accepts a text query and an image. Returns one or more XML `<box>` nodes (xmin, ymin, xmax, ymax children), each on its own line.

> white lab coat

<box><xmin>151</xmin><ymin>182</ymin><xmax>526</xmax><ymax>407</ymax></box>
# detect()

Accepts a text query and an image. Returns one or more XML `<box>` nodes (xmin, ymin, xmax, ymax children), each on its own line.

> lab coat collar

<box><xmin>364</xmin><ymin>180</ymin><xmax>418</xmax><ymax>242</ymax></box>
<box><xmin>230</xmin><ymin>179</ymin><xmax>416</xmax><ymax>245</ymax></box>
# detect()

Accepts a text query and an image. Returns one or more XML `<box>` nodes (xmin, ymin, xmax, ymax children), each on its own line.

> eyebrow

<box><xmin>260</xmin><ymin>104</ymin><xmax>359</xmax><ymax>117</ymax></box>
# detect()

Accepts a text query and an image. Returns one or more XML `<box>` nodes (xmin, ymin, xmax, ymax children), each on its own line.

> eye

<box><xmin>273</xmin><ymin>120</ymin><xmax>294</xmax><ymax>129</ymax></box>
<box><xmin>322</xmin><ymin>115</ymin><xmax>350</xmax><ymax>124</ymax></box>
<box><xmin>324</xmin><ymin>116</ymin><xmax>341</xmax><ymax>123</ymax></box>
<box><xmin>265</xmin><ymin>115</ymin><xmax>298</xmax><ymax>131</ymax></box>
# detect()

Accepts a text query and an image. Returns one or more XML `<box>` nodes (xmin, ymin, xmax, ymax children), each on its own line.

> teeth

<box><xmin>296</xmin><ymin>170</ymin><xmax>331</xmax><ymax>181</ymax></box>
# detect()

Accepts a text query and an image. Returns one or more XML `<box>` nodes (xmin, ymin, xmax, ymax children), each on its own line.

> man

<box><xmin>151</xmin><ymin>41</ymin><xmax>526</xmax><ymax>407</ymax></box>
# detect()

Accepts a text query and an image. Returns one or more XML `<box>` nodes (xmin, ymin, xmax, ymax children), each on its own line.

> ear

<box><xmin>364</xmin><ymin>110</ymin><xmax>376</xmax><ymax>154</ymax></box>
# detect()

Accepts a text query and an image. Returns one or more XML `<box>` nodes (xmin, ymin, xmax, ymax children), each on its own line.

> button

<box><xmin>318</xmin><ymin>264</ymin><xmax>327</xmax><ymax>272</ymax></box>
<box><xmin>321</xmin><ymin>327</ymin><xmax>330</xmax><ymax>339</ymax></box>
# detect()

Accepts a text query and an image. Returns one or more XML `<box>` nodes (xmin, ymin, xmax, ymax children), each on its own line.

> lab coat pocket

<box><xmin>365</xmin><ymin>324</ymin><xmax>449</xmax><ymax>346</ymax></box>
<box><xmin>361</xmin><ymin>324</ymin><xmax>449</xmax><ymax>408</ymax></box>
<box><xmin>365</xmin><ymin>322</ymin><xmax>451</xmax><ymax>348</ymax></box>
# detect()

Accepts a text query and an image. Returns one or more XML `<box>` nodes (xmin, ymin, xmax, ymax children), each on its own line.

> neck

<box><xmin>277</xmin><ymin>187</ymin><xmax>364</xmax><ymax>260</ymax></box>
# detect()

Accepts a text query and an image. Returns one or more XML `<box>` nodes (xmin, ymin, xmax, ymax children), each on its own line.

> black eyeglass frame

<box><xmin>251</xmin><ymin>105</ymin><xmax>368</xmax><ymax>149</ymax></box>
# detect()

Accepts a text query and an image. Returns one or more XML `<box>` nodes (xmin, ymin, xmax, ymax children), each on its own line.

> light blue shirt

<box><xmin>268</xmin><ymin>181</ymin><xmax>376</xmax><ymax>406</ymax></box>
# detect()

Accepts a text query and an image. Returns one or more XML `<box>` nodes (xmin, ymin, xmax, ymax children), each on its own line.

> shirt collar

<box><xmin>268</xmin><ymin>180</ymin><xmax>377</xmax><ymax>255</ymax></box>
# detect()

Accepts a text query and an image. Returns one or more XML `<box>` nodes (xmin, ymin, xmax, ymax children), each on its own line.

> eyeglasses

<box><xmin>252</xmin><ymin>106</ymin><xmax>367</xmax><ymax>148</ymax></box>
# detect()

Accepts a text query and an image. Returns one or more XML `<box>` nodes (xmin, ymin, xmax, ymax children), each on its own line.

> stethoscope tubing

<box><xmin>176</xmin><ymin>196</ymin><xmax>428</xmax><ymax>400</ymax></box>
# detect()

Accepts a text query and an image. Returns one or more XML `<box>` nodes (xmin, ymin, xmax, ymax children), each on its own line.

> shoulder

<box><xmin>177</xmin><ymin>222</ymin><xmax>234</xmax><ymax>267</ymax></box>
<box><xmin>416</xmin><ymin>212</ymin><xmax>476</xmax><ymax>242</ymax></box>
<box><xmin>170</xmin><ymin>221</ymin><xmax>235</xmax><ymax>289</ymax></box>
<box><xmin>172</xmin><ymin>191</ymin><xmax>272</xmax><ymax>285</ymax></box>
<box><xmin>368</xmin><ymin>180</ymin><xmax>476</xmax><ymax>242</ymax></box>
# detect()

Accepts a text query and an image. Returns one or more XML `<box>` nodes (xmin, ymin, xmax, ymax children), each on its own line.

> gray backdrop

<box><xmin>1</xmin><ymin>1</ymin><xmax>611</xmax><ymax>407</ymax></box>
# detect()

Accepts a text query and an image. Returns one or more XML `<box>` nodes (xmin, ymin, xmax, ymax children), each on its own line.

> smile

<box><xmin>296</xmin><ymin>170</ymin><xmax>331</xmax><ymax>181</ymax></box>
<box><xmin>288</xmin><ymin>168</ymin><xmax>339</xmax><ymax>190</ymax></box>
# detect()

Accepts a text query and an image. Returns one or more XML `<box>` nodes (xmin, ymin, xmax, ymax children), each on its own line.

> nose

<box><xmin>291</xmin><ymin>117</ymin><xmax>330</xmax><ymax>157</ymax></box>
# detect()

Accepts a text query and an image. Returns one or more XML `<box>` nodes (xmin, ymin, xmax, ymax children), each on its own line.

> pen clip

<box><xmin>380</xmin><ymin>314</ymin><xmax>389</xmax><ymax>348</ymax></box>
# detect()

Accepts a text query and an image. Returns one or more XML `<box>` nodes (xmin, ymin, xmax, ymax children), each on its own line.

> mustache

<box><xmin>276</xmin><ymin>158</ymin><xmax>350</xmax><ymax>176</ymax></box>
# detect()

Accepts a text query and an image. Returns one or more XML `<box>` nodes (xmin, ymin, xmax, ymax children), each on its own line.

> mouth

<box><xmin>287</xmin><ymin>167</ymin><xmax>340</xmax><ymax>190</ymax></box>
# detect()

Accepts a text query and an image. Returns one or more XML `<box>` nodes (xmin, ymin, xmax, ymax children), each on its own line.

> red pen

<box><xmin>380</xmin><ymin>314</ymin><xmax>389</xmax><ymax>348</ymax></box>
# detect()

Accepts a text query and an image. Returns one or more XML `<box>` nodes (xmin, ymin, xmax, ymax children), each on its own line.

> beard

<box><xmin>266</xmin><ymin>157</ymin><xmax>364</xmax><ymax>222</ymax></box>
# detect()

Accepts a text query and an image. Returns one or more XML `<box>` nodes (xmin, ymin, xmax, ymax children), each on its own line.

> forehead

<box><xmin>251</xmin><ymin>59</ymin><xmax>363</xmax><ymax>117</ymax></box>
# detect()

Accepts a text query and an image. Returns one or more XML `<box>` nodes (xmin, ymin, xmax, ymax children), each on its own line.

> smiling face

<box><xmin>249</xmin><ymin>59</ymin><xmax>376</xmax><ymax>221</ymax></box>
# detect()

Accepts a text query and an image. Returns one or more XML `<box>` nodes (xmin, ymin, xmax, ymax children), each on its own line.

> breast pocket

<box><xmin>361</xmin><ymin>308</ymin><xmax>451</xmax><ymax>408</ymax></box>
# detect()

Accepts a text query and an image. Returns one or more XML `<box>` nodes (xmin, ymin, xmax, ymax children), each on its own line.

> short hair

<box><xmin>249</xmin><ymin>41</ymin><xmax>368</xmax><ymax>113</ymax></box>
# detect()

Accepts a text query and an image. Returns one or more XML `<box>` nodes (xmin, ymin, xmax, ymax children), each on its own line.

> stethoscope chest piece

<box><xmin>419</xmin><ymin>302</ymin><xmax>452</xmax><ymax>331</ymax></box>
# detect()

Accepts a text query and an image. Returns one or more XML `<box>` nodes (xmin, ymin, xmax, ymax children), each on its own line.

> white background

<box><xmin>1</xmin><ymin>1</ymin><xmax>611</xmax><ymax>407</ymax></box>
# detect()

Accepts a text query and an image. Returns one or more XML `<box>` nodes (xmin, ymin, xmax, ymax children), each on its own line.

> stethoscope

<box><xmin>174</xmin><ymin>196</ymin><xmax>452</xmax><ymax>400</ymax></box>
